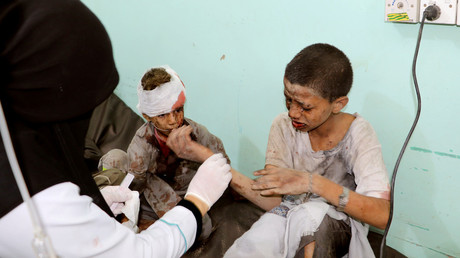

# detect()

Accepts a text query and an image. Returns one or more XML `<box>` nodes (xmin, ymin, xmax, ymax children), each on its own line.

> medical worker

<box><xmin>0</xmin><ymin>0</ymin><xmax>231</xmax><ymax>257</ymax></box>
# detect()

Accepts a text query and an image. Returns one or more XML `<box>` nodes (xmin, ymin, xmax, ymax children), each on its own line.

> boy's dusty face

<box><xmin>145</xmin><ymin>106</ymin><xmax>184</xmax><ymax>137</ymax></box>
<box><xmin>283</xmin><ymin>78</ymin><xmax>335</xmax><ymax>133</ymax></box>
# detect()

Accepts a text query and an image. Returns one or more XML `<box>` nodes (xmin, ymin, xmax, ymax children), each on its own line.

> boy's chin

<box><xmin>159</xmin><ymin>125</ymin><xmax>183</xmax><ymax>136</ymax></box>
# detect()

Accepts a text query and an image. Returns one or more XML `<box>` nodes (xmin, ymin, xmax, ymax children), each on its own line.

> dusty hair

<box><xmin>141</xmin><ymin>67</ymin><xmax>171</xmax><ymax>91</ymax></box>
<box><xmin>284</xmin><ymin>43</ymin><xmax>353</xmax><ymax>102</ymax></box>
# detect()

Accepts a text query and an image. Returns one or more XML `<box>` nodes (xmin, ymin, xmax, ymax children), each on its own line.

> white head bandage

<box><xmin>137</xmin><ymin>65</ymin><xmax>186</xmax><ymax>117</ymax></box>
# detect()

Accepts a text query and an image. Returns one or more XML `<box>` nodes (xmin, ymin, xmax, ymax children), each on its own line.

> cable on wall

<box><xmin>379</xmin><ymin>5</ymin><xmax>440</xmax><ymax>257</ymax></box>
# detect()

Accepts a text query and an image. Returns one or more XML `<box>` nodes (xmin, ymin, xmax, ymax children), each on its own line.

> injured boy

<box><xmin>101</xmin><ymin>65</ymin><xmax>229</xmax><ymax>240</ymax></box>
<box><xmin>224</xmin><ymin>43</ymin><xmax>391</xmax><ymax>258</ymax></box>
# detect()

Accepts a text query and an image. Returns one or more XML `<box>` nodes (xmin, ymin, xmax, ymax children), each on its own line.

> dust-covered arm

<box><xmin>252</xmin><ymin>166</ymin><xmax>390</xmax><ymax>229</ymax></box>
<box><xmin>229</xmin><ymin>167</ymin><xmax>282</xmax><ymax>211</ymax></box>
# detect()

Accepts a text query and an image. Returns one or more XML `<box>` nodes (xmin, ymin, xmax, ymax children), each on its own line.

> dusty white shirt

<box><xmin>0</xmin><ymin>182</ymin><xmax>197</xmax><ymax>258</ymax></box>
<box><xmin>265</xmin><ymin>112</ymin><xmax>391</xmax><ymax>258</ymax></box>
<box><xmin>266</xmin><ymin>112</ymin><xmax>390</xmax><ymax>202</ymax></box>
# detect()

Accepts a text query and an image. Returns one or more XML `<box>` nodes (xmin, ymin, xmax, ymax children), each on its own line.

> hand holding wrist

<box><xmin>185</xmin><ymin>153</ymin><xmax>232</xmax><ymax>210</ymax></box>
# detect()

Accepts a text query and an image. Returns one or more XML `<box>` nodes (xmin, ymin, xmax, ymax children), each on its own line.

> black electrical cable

<box><xmin>379</xmin><ymin>10</ymin><xmax>429</xmax><ymax>258</ymax></box>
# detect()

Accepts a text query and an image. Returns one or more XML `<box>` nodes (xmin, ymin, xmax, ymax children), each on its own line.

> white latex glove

<box><xmin>100</xmin><ymin>186</ymin><xmax>133</xmax><ymax>215</ymax></box>
<box><xmin>185</xmin><ymin>153</ymin><xmax>232</xmax><ymax>210</ymax></box>
<box><xmin>121</xmin><ymin>191</ymin><xmax>140</xmax><ymax>233</ymax></box>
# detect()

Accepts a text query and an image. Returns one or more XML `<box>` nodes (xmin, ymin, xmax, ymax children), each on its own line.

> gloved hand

<box><xmin>100</xmin><ymin>185</ymin><xmax>133</xmax><ymax>215</ymax></box>
<box><xmin>185</xmin><ymin>153</ymin><xmax>232</xmax><ymax>210</ymax></box>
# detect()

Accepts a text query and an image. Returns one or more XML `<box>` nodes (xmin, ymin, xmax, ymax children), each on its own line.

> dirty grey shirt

<box><xmin>127</xmin><ymin>117</ymin><xmax>229</xmax><ymax>217</ymax></box>
<box><xmin>265</xmin><ymin>112</ymin><xmax>390</xmax><ymax>208</ymax></box>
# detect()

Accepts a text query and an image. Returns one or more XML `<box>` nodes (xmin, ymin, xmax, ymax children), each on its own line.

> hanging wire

<box><xmin>379</xmin><ymin>10</ymin><xmax>428</xmax><ymax>258</ymax></box>
<box><xmin>0</xmin><ymin>102</ymin><xmax>57</xmax><ymax>258</ymax></box>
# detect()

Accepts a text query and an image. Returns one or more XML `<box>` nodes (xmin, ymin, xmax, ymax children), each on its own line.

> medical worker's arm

<box><xmin>0</xmin><ymin>154</ymin><xmax>231</xmax><ymax>258</ymax></box>
<box><xmin>0</xmin><ymin>183</ymin><xmax>195</xmax><ymax>258</ymax></box>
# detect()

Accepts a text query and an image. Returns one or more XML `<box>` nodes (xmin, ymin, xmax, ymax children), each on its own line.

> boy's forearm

<box><xmin>229</xmin><ymin>168</ymin><xmax>281</xmax><ymax>211</ymax></box>
<box><xmin>312</xmin><ymin>174</ymin><xmax>390</xmax><ymax>229</ymax></box>
<box><xmin>195</xmin><ymin>146</ymin><xmax>214</xmax><ymax>163</ymax></box>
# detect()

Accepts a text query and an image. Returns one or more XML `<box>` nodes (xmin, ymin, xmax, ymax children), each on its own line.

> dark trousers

<box><xmin>294</xmin><ymin>215</ymin><xmax>351</xmax><ymax>258</ymax></box>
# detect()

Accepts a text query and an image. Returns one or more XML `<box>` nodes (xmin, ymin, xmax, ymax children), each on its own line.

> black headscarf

<box><xmin>0</xmin><ymin>0</ymin><xmax>118</xmax><ymax>217</ymax></box>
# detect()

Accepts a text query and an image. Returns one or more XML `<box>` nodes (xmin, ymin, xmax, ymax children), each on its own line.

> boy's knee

<box><xmin>303</xmin><ymin>242</ymin><xmax>315</xmax><ymax>258</ymax></box>
<box><xmin>296</xmin><ymin>215</ymin><xmax>351</xmax><ymax>258</ymax></box>
<box><xmin>98</xmin><ymin>149</ymin><xmax>128</xmax><ymax>171</ymax></box>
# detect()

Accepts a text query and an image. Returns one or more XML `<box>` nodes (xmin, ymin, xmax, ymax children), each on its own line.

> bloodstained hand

<box><xmin>166</xmin><ymin>125</ymin><xmax>213</xmax><ymax>163</ymax></box>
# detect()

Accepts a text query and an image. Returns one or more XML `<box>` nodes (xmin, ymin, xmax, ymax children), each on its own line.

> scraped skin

<box><xmin>282</xmin><ymin>78</ymin><xmax>352</xmax><ymax>151</ymax></box>
<box><xmin>142</xmin><ymin>106</ymin><xmax>184</xmax><ymax>139</ymax></box>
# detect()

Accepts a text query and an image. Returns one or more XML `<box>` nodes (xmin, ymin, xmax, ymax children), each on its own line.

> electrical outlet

<box><xmin>385</xmin><ymin>0</ymin><xmax>420</xmax><ymax>23</ymax></box>
<box><xmin>419</xmin><ymin>0</ymin><xmax>457</xmax><ymax>24</ymax></box>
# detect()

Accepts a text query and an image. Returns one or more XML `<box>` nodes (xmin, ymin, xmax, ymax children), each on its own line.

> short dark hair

<box><xmin>141</xmin><ymin>67</ymin><xmax>171</xmax><ymax>91</ymax></box>
<box><xmin>284</xmin><ymin>43</ymin><xmax>353</xmax><ymax>102</ymax></box>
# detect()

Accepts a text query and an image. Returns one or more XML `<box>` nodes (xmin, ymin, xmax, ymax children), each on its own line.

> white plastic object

<box><xmin>385</xmin><ymin>0</ymin><xmax>420</xmax><ymax>23</ymax></box>
<box><xmin>110</xmin><ymin>173</ymin><xmax>134</xmax><ymax>211</ymax></box>
<box><xmin>420</xmin><ymin>0</ymin><xmax>457</xmax><ymax>24</ymax></box>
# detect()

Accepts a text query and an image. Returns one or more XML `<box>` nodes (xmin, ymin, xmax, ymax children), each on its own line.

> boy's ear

<box><xmin>142</xmin><ymin>113</ymin><xmax>151</xmax><ymax>121</ymax></box>
<box><xmin>332</xmin><ymin>96</ymin><xmax>349</xmax><ymax>113</ymax></box>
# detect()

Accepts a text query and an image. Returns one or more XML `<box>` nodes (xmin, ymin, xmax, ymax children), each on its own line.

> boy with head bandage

<box><xmin>102</xmin><ymin>65</ymin><xmax>230</xmax><ymax>240</ymax></box>
<box><xmin>137</xmin><ymin>65</ymin><xmax>186</xmax><ymax>138</ymax></box>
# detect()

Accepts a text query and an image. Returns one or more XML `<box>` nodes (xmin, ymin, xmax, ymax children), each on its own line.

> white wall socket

<box><xmin>419</xmin><ymin>0</ymin><xmax>457</xmax><ymax>25</ymax></box>
<box><xmin>385</xmin><ymin>0</ymin><xmax>420</xmax><ymax>23</ymax></box>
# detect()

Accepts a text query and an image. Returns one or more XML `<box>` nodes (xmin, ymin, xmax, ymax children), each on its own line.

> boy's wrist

<box><xmin>196</xmin><ymin>146</ymin><xmax>214</xmax><ymax>163</ymax></box>
<box><xmin>307</xmin><ymin>173</ymin><xmax>314</xmax><ymax>194</ymax></box>
<box><xmin>308</xmin><ymin>173</ymin><xmax>325</xmax><ymax>196</ymax></box>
